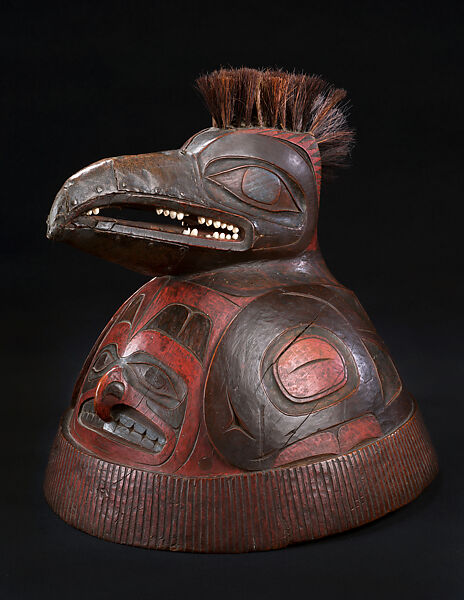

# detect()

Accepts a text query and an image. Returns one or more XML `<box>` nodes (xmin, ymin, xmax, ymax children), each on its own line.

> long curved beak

<box><xmin>46</xmin><ymin>150</ymin><xmax>249</xmax><ymax>276</ymax></box>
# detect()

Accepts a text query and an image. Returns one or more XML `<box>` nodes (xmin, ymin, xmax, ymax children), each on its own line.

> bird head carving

<box><xmin>47</xmin><ymin>69</ymin><xmax>353</xmax><ymax>276</ymax></box>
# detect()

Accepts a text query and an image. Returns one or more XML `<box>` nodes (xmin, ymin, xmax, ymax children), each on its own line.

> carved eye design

<box><xmin>144</xmin><ymin>366</ymin><xmax>171</xmax><ymax>392</ymax></box>
<box><xmin>81</xmin><ymin>345</ymin><xmax>119</xmax><ymax>391</ymax></box>
<box><xmin>127</xmin><ymin>362</ymin><xmax>180</xmax><ymax>409</ymax></box>
<box><xmin>274</xmin><ymin>337</ymin><xmax>348</xmax><ymax>402</ymax></box>
<box><xmin>93</xmin><ymin>348</ymin><xmax>115</xmax><ymax>372</ymax></box>
<box><xmin>208</xmin><ymin>166</ymin><xmax>300</xmax><ymax>212</ymax></box>
<box><xmin>241</xmin><ymin>167</ymin><xmax>281</xmax><ymax>204</ymax></box>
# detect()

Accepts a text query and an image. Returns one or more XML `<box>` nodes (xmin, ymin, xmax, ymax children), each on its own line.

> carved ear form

<box><xmin>196</xmin><ymin>68</ymin><xmax>355</xmax><ymax>180</ymax></box>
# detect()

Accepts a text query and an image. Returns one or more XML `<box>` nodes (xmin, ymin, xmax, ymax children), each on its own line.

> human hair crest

<box><xmin>196</xmin><ymin>67</ymin><xmax>355</xmax><ymax>174</ymax></box>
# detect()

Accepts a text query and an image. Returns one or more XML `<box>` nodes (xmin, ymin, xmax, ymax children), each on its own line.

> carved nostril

<box><xmin>94</xmin><ymin>376</ymin><xmax>126</xmax><ymax>422</ymax></box>
<box><xmin>103</xmin><ymin>381</ymin><xmax>125</xmax><ymax>401</ymax></box>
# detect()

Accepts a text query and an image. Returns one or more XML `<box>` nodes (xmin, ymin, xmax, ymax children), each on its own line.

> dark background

<box><xmin>2</xmin><ymin>1</ymin><xmax>463</xmax><ymax>599</ymax></box>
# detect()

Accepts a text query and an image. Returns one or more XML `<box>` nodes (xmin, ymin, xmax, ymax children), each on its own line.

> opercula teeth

<box><xmin>198</xmin><ymin>216</ymin><xmax>205</xmax><ymax>224</ymax></box>
<box><xmin>213</xmin><ymin>220</ymin><xmax>221</xmax><ymax>228</ymax></box>
<box><xmin>156</xmin><ymin>208</ymin><xmax>163</xmax><ymax>215</ymax></box>
<box><xmin>191</xmin><ymin>228</ymin><xmax>198</xmax><ymax>236</ymax></box>
<box><xmin>232</xmin><ymin>233</ymin><xmax>238</xmax><ymax>239</ymax></box>
<box><xmin>177</xmin><ymin>212</ymin><xmax>184</xmax><ymax>220</ymax></box>
<box><xmin>163</xmin><ymin>209</ymin><xmax>170</xmax><ymax>216</ymax></box>
<box><xmin>170</xmin><ymin>210</ymin><xmax>177</xmax><ymax>219</ymax></box>
<box><xmin>213</xmin><ymin>231</ymin><xmax>219</xmax><ymax>239</ymax></box>
<box><xmin>183</xmin><ymin>228</ymin><xmax>191</xmax><ymax>235</ymax></box>
<box><xmin>220</xmin><ymin>232</ymin><xmax>225</xmax><ymax>239</ymax></box>
<box><xmin>93</xmin><ymin>208</ymin><xmax>100</xmax><ymax>215</ymax></box>
<box><xmin>227</xmin><ymin>224</ymin><xmax>233</xmax><ymax>230</ymax></box>
<box><xmin>86</xmin><ymin>210</ymin><xmax>92</xmax><ymax>215</ymax></box>
<box><xmin>206</xmin><ymin>219</ymin><xmax>212</xmax><ymax>226</ymax></box>
<box><xmin>232</xmin><ymin>226</ymin><xmax>239</xmax><ymax>234</ymax></box>
<box><xmin>226</xmin><ymin>234</ymin><xmax>231</xmax><ymax>239</ymax></box>
<box><xmin>221</xmin><ymin>222</ymin><xmax>227</xmax><ymax>229</ymax></box>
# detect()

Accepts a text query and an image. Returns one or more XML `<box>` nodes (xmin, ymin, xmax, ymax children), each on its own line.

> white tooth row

<box><xmin>156</xmin><ymin>208</ymin><xmax>187</xmax><ymax>220</ymax></box>
<box><xmin>205</xmin><ymin>231</ymin><xmax>238</xmax><ymax>240</ymax></box>
<box><xmin>84</xmin><ymin>205</ymin><xmax>240</xmax><ymax>242</ymax></box>
<box><xmin>197</xmin><ymin>216</ymin><xmax>239</xmax><ymax>234</ymax></box>
<box><xmin>153</xmin><ymin>206</ymin><xmax>241</xmax><ymax>240</ymax></box>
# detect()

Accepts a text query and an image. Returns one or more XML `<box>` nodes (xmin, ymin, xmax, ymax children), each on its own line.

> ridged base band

<box><xmin>44</xmin><ymin>405</ymin><xmax>438</xmax><ymax>552</ymax></box>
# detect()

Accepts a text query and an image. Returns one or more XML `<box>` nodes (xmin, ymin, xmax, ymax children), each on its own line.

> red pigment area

<box><xmin>276</xmin><ymin>336</ymin><xmax>346</xmax><ymax>401</ymax></box>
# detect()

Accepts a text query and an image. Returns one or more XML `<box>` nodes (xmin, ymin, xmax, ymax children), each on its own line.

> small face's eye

<box><xmin>145</xmin><ymin>366</ymin><xmax>170</xmax><ymax>391</ymax></box>
<box><xmin>207</xmin><ymin>166</ymin><xmax>300</xmax><ymax>212</ymax></box>
<box><xmin>93</xmin><ymin>350</ymin><xmax>114</xmax><ymax>372</ymax></box>
<box><xmin>127</xmin><ymin>362</ymin><xmax>179</xmax><ymax>409</ymax></box>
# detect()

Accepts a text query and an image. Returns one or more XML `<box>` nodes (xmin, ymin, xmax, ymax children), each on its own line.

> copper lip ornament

<box><xmin>44</xmin><ymin>68</ymin><xmax>438</xmax><ymax>552</ymax></box>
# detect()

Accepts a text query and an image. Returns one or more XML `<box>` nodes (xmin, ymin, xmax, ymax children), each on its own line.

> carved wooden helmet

<box><xmin>44</xmin><ymin>69</ymin><xmax>437</xmax><ymax>553</ymax></box>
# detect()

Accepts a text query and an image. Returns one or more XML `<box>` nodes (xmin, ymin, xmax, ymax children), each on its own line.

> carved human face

<box><xmin>69</xmin><ymin>279</ymin><xmax>215</xmax><ymax>470</ymax></box>
<box><xmin>46</xmin><ymin>128</ymin><xmax>319</xmax><ymax>276</ymax></box>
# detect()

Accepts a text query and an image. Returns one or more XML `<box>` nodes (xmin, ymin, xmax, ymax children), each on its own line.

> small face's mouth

<box><xmin>79</xmin><ymin>399</ymin><xmax>167</xmax><ymax>453</ymax></box>
<box><xmin>57</xmin><ymin>197</ymin><xmax>251</xmax><ymax>250</ymax></box>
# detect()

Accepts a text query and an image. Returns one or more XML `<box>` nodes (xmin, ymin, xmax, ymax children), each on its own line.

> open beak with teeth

<box><xmin>84</xmin><ymin>205</ymin><xmax>241</xmax><ymax>240</ymax></box>
<box><xmin>46</xmin><ymin>149</ymin><xmax>252</xmax><ymax>276</ymax></box>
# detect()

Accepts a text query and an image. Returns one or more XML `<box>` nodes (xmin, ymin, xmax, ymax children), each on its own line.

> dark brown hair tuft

<box><xmin>196</xmin><ymin>68</ymin><xmax>354</xmax><ymax>175</ymax></box>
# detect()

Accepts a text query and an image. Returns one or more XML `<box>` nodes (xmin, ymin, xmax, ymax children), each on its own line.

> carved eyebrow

<box><xmin>142</xmin><ymin>304</ymin><xmax>211</xmax><ymax>362</ymax></box>
<box><xmin>144</xmin><ymin>304</ymin><xmax>189</xmax><ymax>338</ymax></box>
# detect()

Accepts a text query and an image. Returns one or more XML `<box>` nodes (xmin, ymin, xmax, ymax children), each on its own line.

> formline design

<box><xmin>44</xmin><ymin>68</ymin><xmax>438</xmax><ymax>552</ymax></box>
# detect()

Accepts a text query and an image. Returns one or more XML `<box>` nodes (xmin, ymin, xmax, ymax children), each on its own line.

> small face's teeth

<box><xmin>219</xmin><ymin>232</ymin><xmax>225</xmax><ymax>239</ymax></box>
<box><xmin>163</xmin><ymin>209</ymin><xmax>170</xmax><ymax>216</ymax></box>
<box><xmin>191</xmin><ymin>228</ymin><xmax>198</xmax><ymax>236</ymax></box>
<box><xmin>226</xmin><ymin>234</ymin><xmax>231</xmax><ymax>239</ymax></box>
<box><xmin>169</xmin><ymin>210</ymin><xmax>177</xmax><ymax>219</ymax></box>
<box><xmin>213</xmin><ymin>220</ymin><xmax>221</xmax><ymax>228</ymax></box>
<box><xmin>183</xmin><ymin>228</ymin><xmax>191</xmax><ymax>235</ymax></box>
<box><xmin>206</xmin><ymin>219</ymin><xmax>212</xmax><ymax>226</ymax></box>
<box><xmin>198</xmin><ymin>216</ymin><xmax>205</xmax><ymax>224</ymax></box>
<box><xmin>221</xmin><ymin>222</ymin><xmax>227</xmax><ymax>229</ymax></box>
<box><xmin>86</xmin><ymin>210</ymin><xmax>92</xmax><ymax>216</ymax></box>
<box><xmin>156</xmin><ymin>208</ymin><xmax>163</xmax><ymax>215</ymax></box>
<box><xmin>93</xmin><ymin>208</ymin><xmax>100</xmax><ymax>215</ymax></box>
<box><xmin>177</xmin><ymin>212</ymin><xmax>184</xmax><ymax>220</ymax></box>
<box><xmin>232</xmin><ymin>233</ymin><xmax>238</xmax><ymax>239</ymax></box>
<box><xmin>213</xmin><ymin>231</ymin><xmax>219</xmax><ymax>239</ymax></box>
<box><xmin>103</xmin><ymin>421</ymin><xmax>117</xmax><ymax>434</ymax></box>
<box><xmin>227</xmin><ymin>224</ymin><xmax>233</xmax><ymax>230</ymax></box>
<box><xmin>232</xmin><ymin>226</ymin><xmax>239</xmax><ymax>234</ymax></box>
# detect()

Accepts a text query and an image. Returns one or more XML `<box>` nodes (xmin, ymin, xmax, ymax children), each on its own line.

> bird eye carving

<box><xmin>208</xmin><ymin>166</ymin><xmax>300</xmax><ymax>212</ymax></box>
<box><xmin>241</xmin><ymin>167</ymin><xmax>281</xmax><ymax>204</ymax></box>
